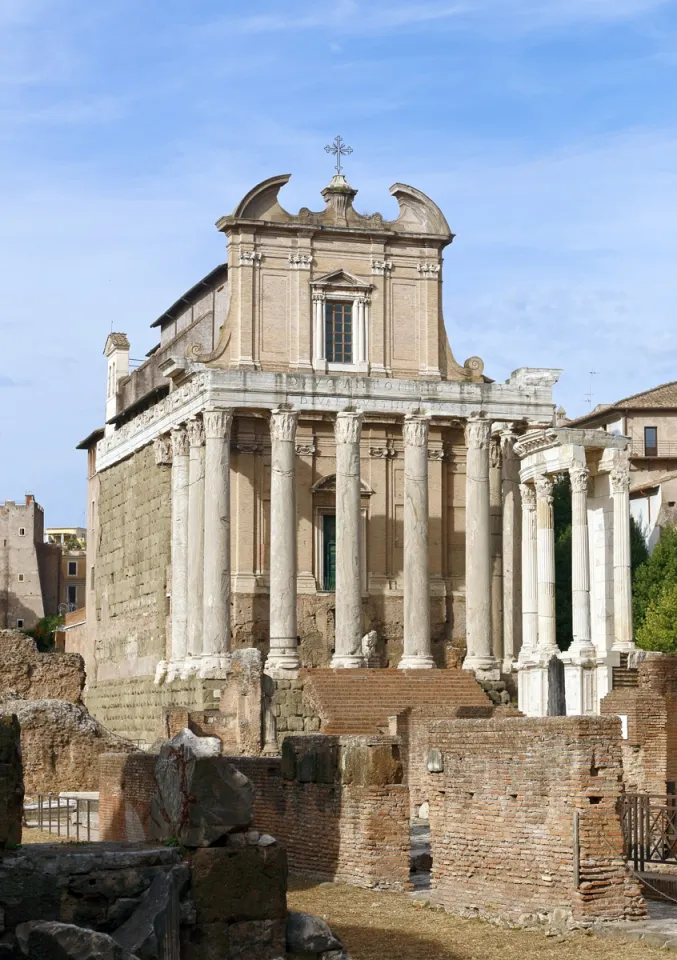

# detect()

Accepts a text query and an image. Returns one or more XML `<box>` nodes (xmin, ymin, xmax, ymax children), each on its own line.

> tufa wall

<box><xmin>0</xmin><ymin>630</ymin><xmax>85</xmax><ymax>703</ymax></box>
<box><xmin>601</xmin><ymin>651</ymin><xmax>677</xmax><ymax>794</ymax></box>
<box><xmin>425</xmin><ymin>716</ymin><xmax>645</xmax><ymax>924</ymax></box>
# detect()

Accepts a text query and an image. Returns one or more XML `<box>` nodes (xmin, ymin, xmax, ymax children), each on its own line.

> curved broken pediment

<box><xmin>389</xmin><ymin>183</ymin><xmax>453</xmax><ymax>238</ymax></box>
<box><xmin>230</xmin><ymin>174</ymin><xmax>293</xmax><ymax>222</ymax></box>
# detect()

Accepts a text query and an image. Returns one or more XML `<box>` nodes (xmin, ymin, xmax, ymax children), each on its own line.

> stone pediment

<box><xmin>311</xmin><ymin>270</ymin><xmax>371</xmax><ymax>292</ymax></box>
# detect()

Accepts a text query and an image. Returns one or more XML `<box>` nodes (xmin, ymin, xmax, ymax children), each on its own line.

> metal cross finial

<box><xmin>325</xmin><ymin>135</ymin><xmax>353</xmax><ymax>176</ymax></box>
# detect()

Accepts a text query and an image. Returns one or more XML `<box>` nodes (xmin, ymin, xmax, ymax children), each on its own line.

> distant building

<box><xmin>0</xmin><ymin>495</ymin><xmax>60</xmax><ymax>629</ymax></box>
<box><xmin>567</xmin><ymin>381</ymin><xmax>677</xmax><ymax>548</ymax></box>
<box><xmin>45</xmin><ymin>527</ymin><xmax>87</xmax><ymax>612</ymax></box>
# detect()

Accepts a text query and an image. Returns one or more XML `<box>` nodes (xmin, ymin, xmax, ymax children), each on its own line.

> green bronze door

<box><xmin>323</xmin><ymin>514</ymin><xmax>336</xmax><ymax>591</ymax></box>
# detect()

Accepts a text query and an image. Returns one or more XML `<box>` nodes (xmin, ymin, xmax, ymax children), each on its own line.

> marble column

<box><xmin>400</xmin><ymin>414</ymin><xmax>434</xmax><ymax>669</ymax></box>
<box><xmin>570</xmin><ymin>464</ymin><xmax>594</xmax><ymax>656</ymax></box>
<box><xmin>463</xmin><ymin>417</ymin><xmax>495</xmax><ymax>673</ymax></box>
<box><xmin>501</xmin><ymin>428</ymin><xmax>522</xmax><ymax>668</ymax></box>
<box><xmin>186</xmin><ymin>416</ymin><xmax>205</xmax><ymax>667</ymax></box>
<box><xmin>535</xmin><ymin>475</ymin><xmax>557</xmax><ymax>654</ymax></box>
<box><xmin>201</xmin><ymin>408</ymin><xmax>233</xmax><ymax>676</ymax></box>
<box><xmin>312</xmin><ymin>294</ymin><xmax>325</xmax><ymax>363</ymax></box>
<box><xmin>611</xmin><ymin>455</ymin><xmax>634</xmax><ymax>651</ymax></box>
<box><xmin>266</xmin><ymin>407</ymin><xmax>301</xmax><ymax>677</ymax></box>
<box><xmin>489</xmin><ymin>437</ymin><xmax>503</xmax><ymax>664</ymax></box>
<box><xmin>331</xmin><ymin>411</ymin><xmax>364</xmax><ymax>668</ymax></box>
<box><xmin>519</xmin><ymin>482</ymin><xmax>538</xmax><ymax>658</ymax></box>
<box><xmin>167</xmin><ymin>426</ymin><xmax>190</xmax><ymax>679</ymax></box>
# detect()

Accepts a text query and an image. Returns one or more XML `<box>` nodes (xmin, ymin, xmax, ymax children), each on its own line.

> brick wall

<box><xmin>424</xmin><ymin>716</ymin><xmax>645</xmax><ymax>924</ymax></box>
<box><xmin>601</xmin><ymin>651</ymin><xmax>677</xmax><ymax>793</ymax></box>
<box><xmin>0</xmin><ymin>630</ymin><xmax>84</xmax><ymax>703</ymax></box>
<box><xmin>99</xmin><ymin>751</ymin><xmax>157</xmax><ymax>842</ymax></box>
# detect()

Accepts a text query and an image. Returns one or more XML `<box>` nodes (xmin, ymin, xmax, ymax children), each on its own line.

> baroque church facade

<box><xmin>78</xmin><ymin>168</ymin><xmax>561</xmax><ymax>738</ymax></box>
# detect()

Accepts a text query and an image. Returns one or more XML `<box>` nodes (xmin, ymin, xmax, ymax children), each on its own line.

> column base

<box><xmin>197</xmin><ymin>654</ymin><xmax>232</xmax><ymax>679</ymax></box>
<box><xmin>611</xmin><ymin>640</ymin><xmax>636</xmax><ymax>653</ymax></box>
<box><xmin>264</xmin><ymin>653</ymin><xmax>301</xmax><ymax>679</ymax></box>
<box><xmin>565</xmin><ymin>640</ymin><xmax>597</xmax><ymax>664</ymax></box>
<box><xmin>462</xmin><ymin>655</ymin><xmax>500</xmax><ymax>680</ymax></box>
<box><xmin>330</xmin><ymin>655</ymin><xmax>366</xmax><ymax>669</ymax></box>
<box><xmin>398</xmin><ymin>655</ymin><xmax>435</xmax><ymax>670</ymax></box>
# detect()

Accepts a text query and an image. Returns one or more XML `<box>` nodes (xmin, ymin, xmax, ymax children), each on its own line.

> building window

<box><xmin>67</xmin><ymin>584</ymin><xmax>77</xmax><ymax>606</ymax></box>
<box><xmin>644</xmin><ymin>426</ymin><xmax>658</xmax><ymax>457</ymax></box>
<box><xmin>325</xmin><ymin>301</ymin><xmax>353</xmax><ymax>364</ymax></box>
<box><xmin>68</xmin><ymin>560</ymin><xmax>78</xmax><ymax>577</ymax></box>
<box><xmin>17</xmin><ymin>619</ymin><xmax>24</xmax><ymax>629</ymax></box>
<box><xmin>18</xmin><ymin>527</ymin><xmax>25</xmax><ymax>537</ymax></box>
<box><xmin>17</xmin><ymin>574</ymin><xmax>24</xmax><ymax>582</ymax></box>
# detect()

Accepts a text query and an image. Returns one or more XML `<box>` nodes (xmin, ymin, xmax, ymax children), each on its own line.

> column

<box><xmin>331</xmin><ymin>410</ymin><xmax>364</xmax><ymax>668</ymax></box>
<box><xmin>489</xmin><ymin>437</ymin><xmax>503</xmax><ymax>664</ymax></box>
<box><xmin>570</xmin><ymin>464</ymin><xmax>594</xmax><ymax>656</ymax></box>
<box><xmin>400</xmin><ymin>414</ymin><xmax>434</xmax><ymax>669</ymax></box>
<box><xmin>313</xmin><ymin>294</ymin><xmax>325</xmax><ymax>363</ymax></box>
<box><xmin>519</xmin><ymin>482</ymin><xmax>538</xmax><ymax>658</ymax></box>
<box><xmin>501</xmin><ymin>428</ymin><xmax>522</xmax><ymax>668</ymax></box>
<box><xmin>463</xmin><ymin>418</ymin><xmax>495</xmax><ymax>673</ymax></box>
<box><xmin>535</xmin><ymin>475</ymin><xmax>557</xmax><ymax>654</ymax></box>
<box><xmin>167</xmin><ymin>426</ymin><xmax>189</xmax><ymax>680</ymax></box>
<box><xmin>201</xmin><ymin>408</ymin><xmax>233</xmax><ymax>677</ymax></box>
<box><xmin>266</xmin><ymin>407</ymin><xmax>301</xmax><ymax>676</ymax></box>
<box><xmin>186</xmin><ymin>416</ymin><xmax>205</xmax><ymax>668</ymax></box>
<box><xmin>611</xmin><ymin>455</ymin><xmax>634</xmax><ymax>651</ymax></box>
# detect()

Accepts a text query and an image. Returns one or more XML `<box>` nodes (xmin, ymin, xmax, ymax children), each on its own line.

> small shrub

<box><xmin>637</xmin><ymin>581</ymin><xmax>677</xmax><ymax>653</ymax></box>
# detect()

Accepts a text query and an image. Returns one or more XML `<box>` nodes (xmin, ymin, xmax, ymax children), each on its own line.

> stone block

<box><xmin>341</xmin><ymin>742</ymin><xmax>402</xmax><ymax>787</ymax></box>
<box><xmin>16</xmin><ymin>921</ymin><xmax>139</xmax><ymax>960</ymax></box>
<box><xmin>285</xmin><ymin>911</ymin><xmax>343</xmax><ymax>954</ymax></box>
<box><xmin>112</xmin><ymin>870</ymin><xmax>179</xmax><ymax>960</ymax></box>
<box><xmin>181</xmin><ymin>922</ymin><xmax>229</xmax><ymax>960</ymax></box>
<box><xmin>0</xmin><ymin>715</ymin><xmax>23</xmax><ymax>849</ymax></box>
<box><xmin>191</xmin><ymin>846</ymin><xmax>287</xmax><ymax>924</ymax></box>
<box><xmin>227</xmin><ymin>918</ymin><xmax>285</xmax><ymax>960</ymax></box>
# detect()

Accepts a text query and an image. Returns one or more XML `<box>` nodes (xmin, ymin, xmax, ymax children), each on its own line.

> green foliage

<box><xmin>22</xmin><ymin>615</ymin><xmax>64</xmax><ymax>652</ymax></box>
<box><xmin>632</xmin><ymin>524</ymin><xmax>677</xmax><ymax>632</ymax></box>
<box><xmin>630</xmin><ymin>516</ymin><xmax>649</xmax><ymax>573</ymax></box>
<box><xmin>636</xmin><ymin>581</ymin><xmax>677</xmax><ymax>652</ymax></box>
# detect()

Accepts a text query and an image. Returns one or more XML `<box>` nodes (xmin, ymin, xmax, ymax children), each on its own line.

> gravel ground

<box><xmin>287</xmin><ymin>879</ymin><xmax>667</xmax><ymax>960</ymax></box>
<box><xmin>20</xmin><ymin>827</ymin><xmax>70</xmax><ymax>844</ymax></box>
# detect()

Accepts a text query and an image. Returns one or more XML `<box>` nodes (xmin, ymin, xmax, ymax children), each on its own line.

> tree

<box><xmin>22</xmin><ymin>615</ymin><xmax>63</xmax><ymax>652</ymax></box>
<box><xmin>630</xmin><ymin>515</ymin><xmax>649</xmax><ymax>573</ymax></box>
<box><xmin>632</xmin><ymin>524</ymin><xmax>677</xmax><ymax>632</ymax></box>
<box><xmin>636</xmin><ymin>581</ymin><xmax>677</xmax><ymax>652</ymax></box>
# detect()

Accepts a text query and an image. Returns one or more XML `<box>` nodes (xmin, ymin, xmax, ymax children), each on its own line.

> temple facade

<box><xmin>78</xmin><ymin>170</ymin><xmax>562</xmax><ymax>739</ymax></box>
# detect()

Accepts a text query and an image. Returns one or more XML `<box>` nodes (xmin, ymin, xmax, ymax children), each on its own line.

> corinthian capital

<box><xmin>270</xmin><ymin>407</ymin><xmax>299</xmax><ymax>443</ymax></box>
<box><xmin>465</xmin><ymin>417</ymin><xmax>491</xmax><ymax>450</ymax></box>
<box><xmin>403</xmin><ymin>414</ymin><xmax>429</xmax><ymax>448</ymax></box>
<box><xmin>519</xmin><ymin>482</ymin><xmax>536</xmax><ymax>508</ymax></box>
<box><xmin>334</xmin><ymin>410</ymin><xmax>363</xmax><ymax>445</ymax></box>
<box><xmin>186</xmin><ymin>417</ymin><xmax>205</xmax><ymax>448</ymax></box>
<box><xmin>203</xmin><ymin>408</ymin><xmax>234</xmax><ymax>440</ymax></box>
<box><xmin>153</xmin><ymin>435</ymin><xmax>172</xmax><ymax>466</ymax></box>
<box><xmin>610</xmin><ymin>464</ymin><xmax>630</xmax><ymax>493</ymax></box>
<box><xmin>534</xmin><ymin>475</ymin><xmax>554</xmax><ymax>504</ymax></box>
<box><xmin>569</xmin><ymin>464</ymin><xmax>589</xmax><ymax>494</ymax></box>
<box><xmin>171</xmin><ymin>425</ymin><xmax>189</xmax><ymax>458</ymax></box>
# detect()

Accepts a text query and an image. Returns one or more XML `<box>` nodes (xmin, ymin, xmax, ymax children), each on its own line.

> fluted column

<box><xmin>519</xmin><ymin>482</ymin><xmax>538</xmax><ymax>659</ymax></box>
<box><xmin>186</xmin><ymin>416</ymin><xmax>205</xmax><ymax>668</ymax></box>
<box><xmin>535</xmin><ymin>475</ymin><xmax>557</xmax><ymax>654</ymax></box>
<box><xmin>570</xmin><ymin>464</ymin><xmax>594</xmax><ymax>657</ymax></box>
<box><xmin>463</xmin><ymin>417</ymin><xmax>495</xmax><ymax>673</ymax></box>
<box><xmin>501</xmin><ymin>428</ymin><xmax>522</xmax><ymax>667</ymax></box>
<box><xmin>167</xmin><ymin>426</ymin><xmax>189</xmax><ymax>679</ymax></box>
<box><xmin>266</xmin><ymin>407</ymin><xmax>301</xmax><ymax>677</ymax></box>
<box><xmin>400</xmin><ymin>414</ymin><xmax>434</xmax><ymax>669</ymax></box>
<box><xmin>201</xmin><ymin>408</ymin><xmax>233</xmax><ymax>677</ymax></box>
<box><xmin>331</xmin><ymin>411</ymin><xmax>364</xmax><ymax>668</ymax></box>
<box><xmin>611</xmin><ymin>455</ymin><xmax>634</xmax><ymax>651</ymax></box>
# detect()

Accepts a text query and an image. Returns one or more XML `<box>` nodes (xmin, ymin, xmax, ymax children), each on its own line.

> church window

<box><xmin>325</xmin><ymin>301</ymin><xmax>353</xmax><ymax>364</ymax></box>
<box><xmin>17</xmin><ymin>574</ymin><xmax>24</xmax><ymax>582</ymax></box>
<box><xmin>18</xmin><ymin>527</ymin><xmax>25</xmax><ymax>537</ymax></box>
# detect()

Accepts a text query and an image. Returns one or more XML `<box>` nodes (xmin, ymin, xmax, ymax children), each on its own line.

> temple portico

<box><xmin>514</xmin><ymin>428</ymin><xmax>635</xmax><ymax>717</ymax></box>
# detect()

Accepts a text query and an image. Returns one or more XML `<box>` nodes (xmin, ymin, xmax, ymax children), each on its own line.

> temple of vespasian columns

<box><xmin>76</xmin><ymin>167</ymin><xmax>616</xmax><ymax>743</ymax></box>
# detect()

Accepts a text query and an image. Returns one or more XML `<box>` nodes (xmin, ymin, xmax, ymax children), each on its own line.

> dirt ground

<box><xmin>21</xmin><ymin>827</ymin><xmax>70</xmax><ymax>843</ymax></box>
<box><xmin>287</xmin><ymin>879</ymin><xmax>665</xmax><ymax>960</ymax></box>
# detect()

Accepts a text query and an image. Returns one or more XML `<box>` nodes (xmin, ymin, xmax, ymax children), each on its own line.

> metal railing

<box><xmin>24</xmin><ymin>794</ymin><xmax>99</xmax><ymax>842</ymax></box>
<box><xmin>621</xmin><ymin>794</ymin><xmax>677</xmax><ymax>870</ymax></box>
<box><xmin>631</xmin><ymin>442</ymin><xmax>677</xmax><ymax>459</ymax></box>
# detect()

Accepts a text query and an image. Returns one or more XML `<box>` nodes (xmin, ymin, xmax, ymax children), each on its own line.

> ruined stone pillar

<box><xmin>400</xmin><ymin>414</ymin><xmax>434</xmax><ymax>669</ymax></box>
<box><xmin>519</xmin><ymin>482</ymin><xmax>538</xmax><ymax>658</ymax></box>
<box><xmin>611</xmin><ymin>455</ymin><xmax>634</xmax><ymax>651</ymax></box>
<box><xmin>570</xmin><ymin>464</ymin><xmax>594</xmax><ymax>656</ymax></box>
<box><xmin>201</xmin><ymin>408</ymin><xmax>233</xmax><ymax>677</ymax></box>
<box><xmin>265</xmin><ymin>407</ymin><xmax>301</xmax><ymax>677</ymax></box>
<box><xmin>535</xmin><ymin>475</ymin><xmax>557</xmax><ymax>653</ymax></box>
<box><xmin>167</xmin><ymin>426</ymin><xmax>189</xmax><ymax>679</ymax></box>
<box><xmin>489</xmin><ymin>436</ymin><xmax>503</xmax><ymax>665</ymax></box>
<box><xmin>186</xmin><ymin>416</ymin><xmax>205</xmax><ymax>669</ymax></box>
<box><xmin>463</xmin><ymin>418</ymin><xmax>496</xmax><ymax>674</ymax></box>
<box><xmin>331</xmin><ymin>411</ymin><xmax>364</xmax><ymax>668</ymax></box>
<box><xmin>501</xmin><ymin>428</ymin><xmax>522</xmax><ymax>668</ymax></box>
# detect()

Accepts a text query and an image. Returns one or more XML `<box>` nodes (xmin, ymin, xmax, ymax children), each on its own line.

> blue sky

<box><xmin>1</xmin><ymin>0</ymin><xmax>677</xmax><ymax>522</ymax></box>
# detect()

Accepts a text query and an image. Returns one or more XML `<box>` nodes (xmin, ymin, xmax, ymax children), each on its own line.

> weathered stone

<box><xmin>106</xmin><ymin>899</ymin><xmax>142</xmax><ymax>929</ymax></box>
<box><xmin>16</xmin><ymin>921</ymin><xmax>140</xmax><ymax>960</ymax></box>
<box><xmin>191</xmin><ymin>846</ymin><xmax>287</xmax><ymax>924</ymax></box>
<box><xmin>286</xmin><ymin>911</ymin><xmax>343</xmax><ymax>954</ymax></box>
<box><xmin>150</xmin><ymin>735</ymin><xmax>254</xmax><ymax>847</ymax></box>
<box><xmin>181</xmin><ymin>921</ymin><xmax>229</xmax><ymax>960</ymax></box>
<box><xmin>113</xmin><ymin>870</ymin><xmax>179</xmax><ymax>960</ymax></box>
<box><xmin>166</xmin><ymin>728</ymin><xmax>221</xmax><ymax>757</ymax></box>
<box><xmin>0</xmin><ymin>714</ymin><xmax>23</xmax><ymax>848</ymax></box>
<box><xmin>228</xmin><ymin>918</ymin><xmax>285</xmax><ymax>960</ymax></box>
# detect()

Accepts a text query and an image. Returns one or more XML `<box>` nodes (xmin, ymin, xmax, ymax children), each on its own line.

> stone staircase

<box><xmin>301</xmin><ymin>668</ymin><xmax>492</xmax><ymax>735</ymax></box>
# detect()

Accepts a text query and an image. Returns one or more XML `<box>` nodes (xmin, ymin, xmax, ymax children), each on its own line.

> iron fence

<box><xmin>621</xmin><ymin>794</ymin><xmax>677</xmax><ymax>870</ymax></box>
<box><xmin>23</xmin><ymin>794</ymin><xmax>99</xmax><ymax>842</ymax></box>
